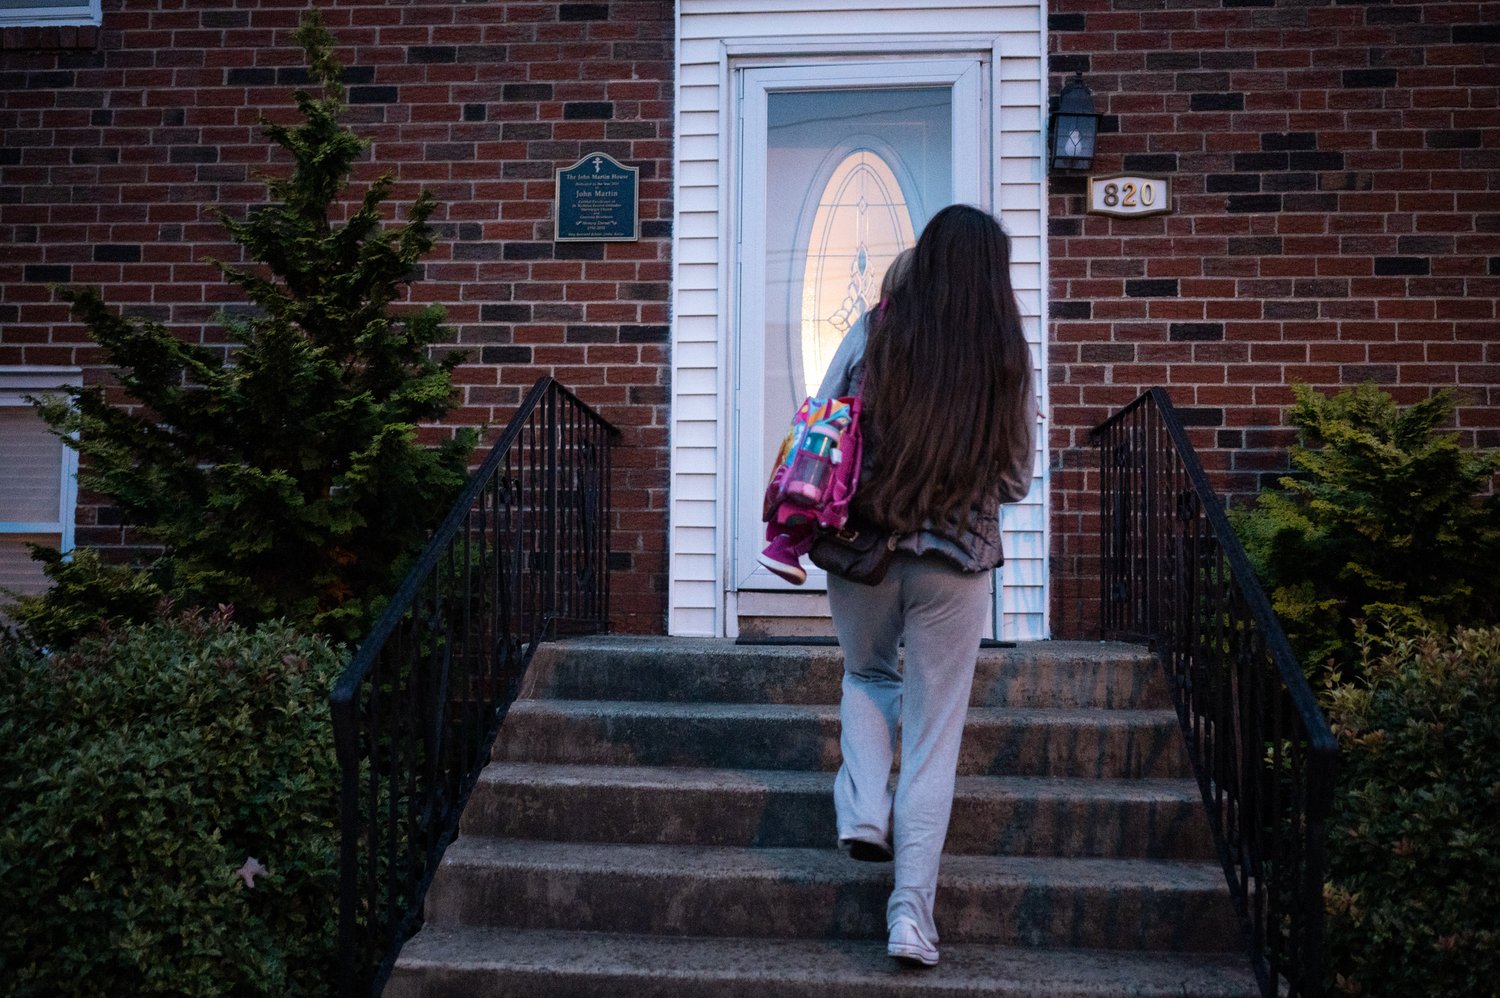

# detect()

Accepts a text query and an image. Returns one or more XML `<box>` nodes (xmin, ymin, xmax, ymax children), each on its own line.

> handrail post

<box><xmin>544</xmin><ymin>389</ymin><xmax>558</xmax><ymax>634</ymax></box>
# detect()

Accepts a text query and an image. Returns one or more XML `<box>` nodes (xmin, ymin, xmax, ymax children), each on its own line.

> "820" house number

<box><xmin>1087</xmin><ymin>175</ymin><xmax>1172</xmax><ymax>218</ymax></box>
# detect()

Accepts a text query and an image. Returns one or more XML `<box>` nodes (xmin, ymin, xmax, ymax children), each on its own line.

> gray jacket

<box><xmin>816</xmin><ymin>315</ymin><xmax>1036</xmax><ymax>572</ymax></box>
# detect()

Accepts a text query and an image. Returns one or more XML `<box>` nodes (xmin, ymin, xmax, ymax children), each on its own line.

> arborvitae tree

<box><xmin>20</xmin><ymin>10</ymin><xmax>475</xmax><ymax>645</ymax></box>
<box><xmin>1234</xmin><ymin>383</ymin><xmax>1500</xmax><ymax>689</ymax></box>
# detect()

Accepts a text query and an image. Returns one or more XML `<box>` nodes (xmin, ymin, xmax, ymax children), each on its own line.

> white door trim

<box><xmin>668</xmin><ymin>8</ymin><xmax>1047</xmax><ymax>639</ymax></box>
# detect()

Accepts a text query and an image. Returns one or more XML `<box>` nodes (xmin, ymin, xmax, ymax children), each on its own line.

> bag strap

<box><xmin>818</xmin><ymin>392</ymin><xmax>863</xmax><ymax>530</ymax></box>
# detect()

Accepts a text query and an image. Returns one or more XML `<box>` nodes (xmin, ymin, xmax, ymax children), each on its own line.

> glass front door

<box><xmin>735</xmin><ymin>60</ymin><xmax>983</xmax><ymax>589</ymax></box>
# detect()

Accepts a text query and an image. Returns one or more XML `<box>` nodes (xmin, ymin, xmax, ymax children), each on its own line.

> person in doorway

<box><xmin>758</xmin><ymin>248</ymin><xmax>915</xmax><ymax>585</ymax></box>
<box><xmin>815</xmin><ymin>204</ymin><xmax>1036</xmax><ymax>967</ymax></box>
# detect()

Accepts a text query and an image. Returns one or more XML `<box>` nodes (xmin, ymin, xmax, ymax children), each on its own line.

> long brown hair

<box><xmin>857</xmin><ymin>205</ymin><xmax>1031</xmax><ymax>532</ymax></box>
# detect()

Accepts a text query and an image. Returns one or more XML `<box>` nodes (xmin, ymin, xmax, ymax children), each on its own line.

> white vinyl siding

<box><xmin>670</xmin><ymin>0</ymin><xmax>1048</xmax><ymax>639</ymax></box>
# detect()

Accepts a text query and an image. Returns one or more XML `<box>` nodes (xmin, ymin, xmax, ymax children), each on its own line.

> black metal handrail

<box><xmin>1093</xmin><ymin>388</ymin><xmax>1337</xmax><ymax>998</ymax></box>
<box><xmin>329</xmin><ymin>376</ymin><xmax>616</xmax><ymax>996</ymax></box>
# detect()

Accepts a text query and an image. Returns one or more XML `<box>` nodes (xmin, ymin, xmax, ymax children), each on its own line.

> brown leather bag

<box><xmin>809</xmin><ymin>518</ymin><xmax>898</xmax><ymax>586</ymax></box>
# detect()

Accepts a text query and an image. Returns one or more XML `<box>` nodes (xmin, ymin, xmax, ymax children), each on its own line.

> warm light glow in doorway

<box><xmin>798</xmin><ymin>150</ymin><xmax>916</xmax><ymax>395</ymax></box>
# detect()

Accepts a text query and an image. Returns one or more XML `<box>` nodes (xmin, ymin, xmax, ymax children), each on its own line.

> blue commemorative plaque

<box><xmin>555</xmin><ymin>152</ymin><xmax>640</xmax><ymax>242</ymax></box>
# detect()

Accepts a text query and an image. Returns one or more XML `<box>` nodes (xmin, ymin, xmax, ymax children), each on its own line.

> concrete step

<box><xmin>493</xmin><ymin>700</ymin><xmax>1193</xmax><ymax>779</ymax></box>
<box><xmin>422</xmin><ymin>839</ymin><xmax>1238</xmax><ymax>952</ymax></box>
<box><xmin>526</xmin><ymin>637</ymin><xmax>1170</xmax><ymax>709</ymax></box>
<box><xmin>386</xmin><ymin>926</ymin><xmax>1262</xmax><ymax>998</ymax></box>
<box><xmin>461</xmin><ymin>762</ymin><xmax>1215</xmax><ymax>860</ymax></box>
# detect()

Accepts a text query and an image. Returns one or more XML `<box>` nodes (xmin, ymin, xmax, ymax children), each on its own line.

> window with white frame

<box><xmin>0</xmin><ymin>368</ymin><xmax>79</xmax><ymax>602</ymax></box>
<box><xmin>0</xmin><ymin>0</ymin><xmax>100</xmax><ymax>27</ymax></box>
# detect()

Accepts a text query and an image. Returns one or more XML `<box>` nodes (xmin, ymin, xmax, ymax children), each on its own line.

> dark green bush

<box><xmin>1234</xmin><ymin>383</ymin><xmax>1500</xmax><ymax>688</ymax></box>
<box><xmin>0</xmin><ymin>610</ymin><xmax>346</xmax><ymax>995</ymax></box>
<box><xmin>1323</xmin><ymin>626</ymin><xmax>1500</xmax><ymax>998</ymax></box>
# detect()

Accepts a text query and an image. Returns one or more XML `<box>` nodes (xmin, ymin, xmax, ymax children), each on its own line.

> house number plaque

<box><xmin>1087</xmin><ymin>174</ymin><xmax>1172</xmax><ymax>218</ymax></box>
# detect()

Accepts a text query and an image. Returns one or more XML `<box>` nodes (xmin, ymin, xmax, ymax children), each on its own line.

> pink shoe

<box><xmin>757</xmin><ymin>533</ymin><xmax>807</xmax><ymax>584</ymax></box>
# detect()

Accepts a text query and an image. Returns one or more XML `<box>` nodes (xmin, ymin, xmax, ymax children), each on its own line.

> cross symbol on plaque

<box><xmin>592</xmin><ymin>156</ymin><xmax>603</xmax><ymax>173</ymax></box>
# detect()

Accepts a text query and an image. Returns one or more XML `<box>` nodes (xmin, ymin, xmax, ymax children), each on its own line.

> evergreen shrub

<box><xmin>6</xmin><ymin>546</ymin><xmax>165</xmax><ymax>651</ymax></box>
<box><xmin>1233</xmin><ymin>383</ymin><xmax>1499</xmax><ymax>688</ymax></box>
<box><xmin>0</xmin><ymin>610</ymin><xmax>345</xmax><ymax>995</ymax></box>
<box><xmin>1323</xmin><ymin>626</ymin><xmax>1500</xmax><ymax>997</ymax></box>
<box><xmin>14</xmin><ymin>9</ymin><xmax>474</xmax><ymax>646</ymax></box>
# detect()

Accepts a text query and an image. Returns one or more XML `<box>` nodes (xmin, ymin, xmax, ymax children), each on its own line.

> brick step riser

<box><xmin>525</xmin><ymin>651</ymin><xmax>1171</xmax><ymax>710</ymax></box>
<box><xmin>422</xmin><ymin>861</ymin><xmax>1238</xmax><ymax>953</ymax></box>
<box><xmin>459</xmin><ymin>778</ymin><xmax>1215</xmax><ymax>860</ymax></box>
<box><xmin>493</xmin><ymin>712</ymin><xmax>1194</xmax><ymax>779</ymax></box>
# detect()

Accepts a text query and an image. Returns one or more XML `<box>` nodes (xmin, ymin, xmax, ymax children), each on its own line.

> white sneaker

<box><xmin>887</xmin><ymin>917</ymin><xmax>939</xmax><ymax>967</ymax></box>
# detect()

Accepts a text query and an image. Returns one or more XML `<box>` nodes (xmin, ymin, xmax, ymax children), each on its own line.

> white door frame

<box><xmin>666</xmin><ymin>17</ymin><xmax>1049</xmax><ymax>640</ymax></box>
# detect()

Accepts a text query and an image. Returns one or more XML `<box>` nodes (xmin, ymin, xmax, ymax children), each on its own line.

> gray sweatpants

<box><xmin>827</xmin><ymin>553</ymin><xmax>992</xmax><ymax>947</ymax></box>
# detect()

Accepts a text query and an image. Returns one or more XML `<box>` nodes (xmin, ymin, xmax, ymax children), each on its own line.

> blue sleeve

<box><xmin>816</xmin><ymin>312</ymin><xmax>868</xmax><ymax>398</ymax></box>
<box><xmin>995</xmin><ymin>364</ymin><xmax>1038</xmax><ymax>504</ymax></box>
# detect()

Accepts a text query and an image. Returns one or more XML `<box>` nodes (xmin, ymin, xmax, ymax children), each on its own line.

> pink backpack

<box><xmin>762</xmin><ymin>394</ymin><xmax>864</xmax><ymax>534</ymax></box>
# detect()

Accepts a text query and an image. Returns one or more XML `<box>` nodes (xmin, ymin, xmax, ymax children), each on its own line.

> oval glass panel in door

<box><xmin>797</xmin><ymin>150</ymin><xmax>917</xmax><ymax>398</ymax></box>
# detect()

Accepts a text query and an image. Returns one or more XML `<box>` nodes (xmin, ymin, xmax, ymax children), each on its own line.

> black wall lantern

<box><xmin>1048</xmin><ymin>73</ymin><xmax>1100</xmax><ymax>173</ymax></box>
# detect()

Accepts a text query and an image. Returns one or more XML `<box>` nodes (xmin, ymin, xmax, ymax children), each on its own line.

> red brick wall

<box><xmin>1046</xmin><ymin>0</ymin><xmax>1499</xmax><ymax>639</ymax></box>
<box><xmin>0</xmin><ymin>0</ymin><xmax>674</xmax><ymax>633</ymax></box>
<box><xmin>7</xmin><ymin>1</ymin><xmax>1495</xmax><ymax>642</ymax></box>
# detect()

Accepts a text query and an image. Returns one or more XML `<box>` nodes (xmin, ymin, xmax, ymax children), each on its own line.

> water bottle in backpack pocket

<box><xmin>783</xmin><ymin>424</ymin><xmax>840</xmax><ymax>507</ymax></box>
